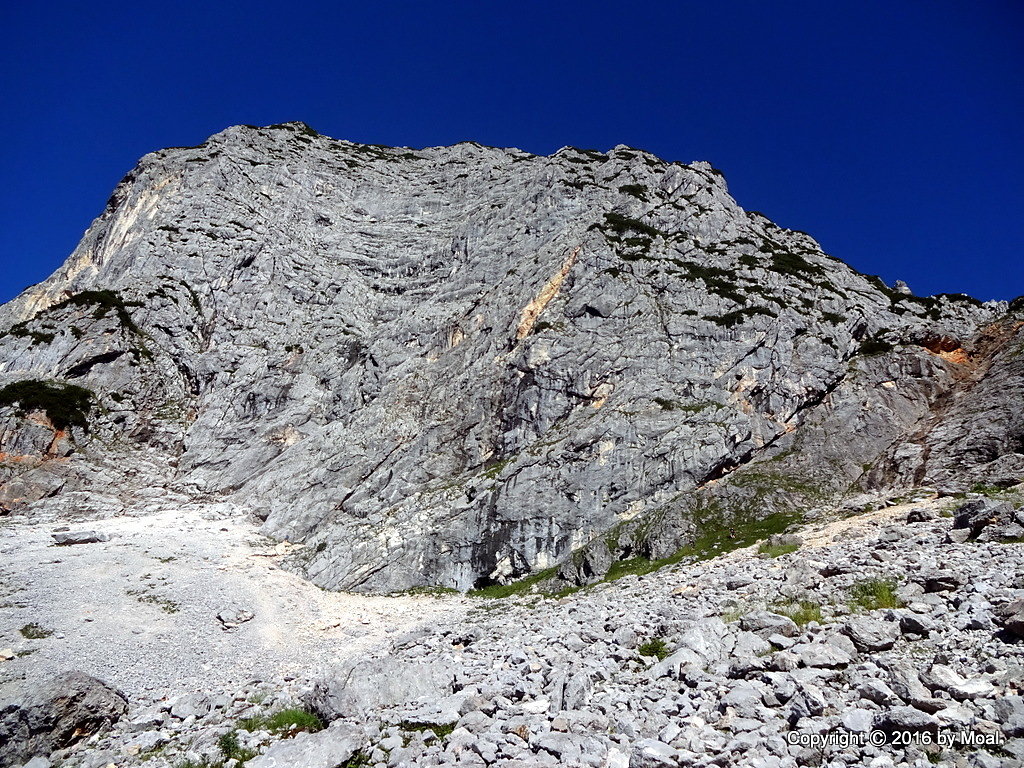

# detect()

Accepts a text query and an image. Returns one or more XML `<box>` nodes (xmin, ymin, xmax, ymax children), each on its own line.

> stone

<box><xmin>0</xmin><ymin>671</ymin><xmax>128</xmax><ymax>766</ymax></box>
<box><xmin>51</xmin><ymin>530</ymin><xmax>110</xmax><ymax>546</ymax></box>
<box><xmin>857</xmin><ymin>679</ymin><xmax>901</xmax><ymax>706</ymax></box>
<box><xmin>993</xmin><ymin>696</ymin><xmax>1024</xmax><ymax>736</ymax></box>
<box><xmin>631</xmin><ymin>739</ymin><xmax>679</xmax><ymax>766</ymax></box>
<box><xmin>217</xmin><ymin>606</ymin><xmax>256</xmax><ymax>630</ymax></box>
<box><xmin>873</xmin><ymin>706</ymin><xmax>939</xmax><ymax>734</ymax></box>
<box><xmin>906</xmin><ymin>508</ymin><xmax>937</xmax><ymax>523</ymax></box>
<box><xmin>740</xmin><ymin>612</ymin><xmax>800</xmax><ymax>638</ymax></box>
<box><xmin>246</xmin><ymin>722</ymin><xmax>364</xmax><ymax>768</ymax></box>
<box><xmin>953</xmin><ymin>498</ymin><xmax>1015</xmax><ymax>539</ymax></box>
<box><xmin>843</xmin><ymin>616</ymin><xmax>899</xmax><ymax>652</ymax></box>
<box><xmin>170</xmin><ymin>694</ymin><xmax>211</xmax><ymax>720</ymax></box>
<box><xmin>995</xmin><ymin>598</ymin><xmax>1024</xmax><ymax>637</ymax></box>
<box><xmin>920</xmin><ymin>570</ymin><xmax>962</xmax><ymax>593</ymax></box>
<box><xmin>310</xmin><ymin>658</ymin><xmax>455</xmax><ymax>720</ymax></box>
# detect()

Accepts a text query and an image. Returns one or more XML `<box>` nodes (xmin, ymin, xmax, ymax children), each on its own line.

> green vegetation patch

<box><xmin>240</xmin><ymin>707</ymin><xmax>324</xmax><ymax>736</ymax></box>
<box><xmin>758</xmin><ymin>541</ymin><xmax>799</xmax><ymax>558</ymax></box>
<box><xmin>618</xmin><ymin>184</ymin><xmax>649</xmax><ymax>201</ymax></box>
<box><xmin>398</xmin><ymin>721</ymin><xmax>457</xmax><ymax>741</ymax></box>
<box><xmin>218</xmin><ymin>731</ymin><xmax>257</xmax><ymax>764</ymax></box>
<box><xmin>4</xmin><ymin>323</ymin><xmax>56</xmax><ymax>345</ymax></box>
<box><xmin>468</xmin><ymin>566</ymin><xmax>558</xmax><ymax>599</ymax></box>
<box><xmin>20</xmin><ymin>623</ymin><xmax>53</xmax><ymax>639</ymax></box>
<box><xmin>0</xmin><ymin>380</ymin><xmax>94</xmax><ymax>430</ymax></box>
<box><xmin>773</xmin><ymin>599</ymin><xmax>822</xmax><ymax>626</ymax></box>
<box><xmin>858</xmin><ymin>336</ymin><xmax>894</xmax><ymax>356</ymax></box>
<box><xmin>595</xmin><ymin>212</ymin><xmax>663</xmax><ymax>239</ymax></box>
<box><xmin>705</xmin><ymin>306</ymin><xmax>778</xmax><ymax>328</ymax></box>
<box><xmin>605</xmin><ymin>508</ymin><xmax>801</xmax><ymax>582</ymax></box>
<box><xmin>51</xmin><ymin>290</ymin><xmax>143</xmax><ymax>335</ymax></box>
<box><xmin>637</xmin><ymin>637</ymin><xmax>671</xmax><ymax>661</ymax></box>
<box><xmin>848</xmin><ymin>578</ymin><xmax>904</xmax><ymax>611</ymax></box>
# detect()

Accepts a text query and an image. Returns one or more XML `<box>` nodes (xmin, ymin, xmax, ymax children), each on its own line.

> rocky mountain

<box><xmin>1</xmin><ymin>121</ymin><xmax>1021</xmax><ymax>594</ymax></box>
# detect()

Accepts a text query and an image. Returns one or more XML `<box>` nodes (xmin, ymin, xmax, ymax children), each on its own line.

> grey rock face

<box><xmin>0</xmin><ymin>121</ymin><xmax>1017</xmax><ymax>591</ymax></box>
<box><xmin>0</xmin><ymin>671</ymin><xmax>128</xmax><ymax>767</ymax></box>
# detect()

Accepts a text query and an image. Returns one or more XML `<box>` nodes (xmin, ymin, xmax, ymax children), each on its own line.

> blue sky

<box><xmin>1</xmin><ymin>0</ymin><xmax>1021</xmax><ymax>303</ymax></box>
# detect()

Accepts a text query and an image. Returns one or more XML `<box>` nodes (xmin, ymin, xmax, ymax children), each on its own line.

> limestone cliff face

<box><xmin>0</xmin><ymin>122</ymin><xmax>1019</xmax><ymax>590</ymax></box>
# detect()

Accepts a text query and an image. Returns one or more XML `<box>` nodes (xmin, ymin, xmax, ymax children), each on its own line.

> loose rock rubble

<box><xmin>7</xmin><ymin>491</ymin><xmax>1022</xmax><ymax>768</ymax></box>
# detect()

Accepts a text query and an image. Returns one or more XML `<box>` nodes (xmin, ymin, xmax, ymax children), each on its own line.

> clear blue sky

<box><xmin>1</xmin><ymin>0</ymin><xmax>1021</xmax><ymax>303</ymax></box>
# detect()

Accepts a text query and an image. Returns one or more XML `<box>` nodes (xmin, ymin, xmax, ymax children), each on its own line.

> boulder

<box><xmin>843</xmin><ymin>616</ymin><xmax>899</xmax><ymax>652</ymax></box>
<box><xmin>246</xmin><ymin>722</ymin><xmax>365</xmax><ymax>768</ymax></box>
<box><xmin>0</xmin><ymin>671</ymin><xmax>128</xmax><ymax>766</ymax></box>
<box><xmin>309</xmin><ymin>658</ymin><xmax>456</xmax><ymax>721</ymax></box>
<box><xmin>51</xmin><ymin>531</ymin><xmax>109</xmax><ymax>546</ymax></box>
<box><xmin>996</xmin><ymin>599</ymin><xmax>1024</xmax><ymax>638</ymax></box>
<box><xmin>953</xmin><ymin>498</ymin><xmax>1014</xmax><ymax>540</ymax></box>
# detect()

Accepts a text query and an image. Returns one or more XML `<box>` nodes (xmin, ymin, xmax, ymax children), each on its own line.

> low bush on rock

<box><xmin>637</xmin><ymin>636</ymin><xmax>671</xmax><ymax>660</ymax></box>
<box><xmin>0</xmin><ymin>379</ymin><xmax>93</xmax><ymax>431</ymax></box>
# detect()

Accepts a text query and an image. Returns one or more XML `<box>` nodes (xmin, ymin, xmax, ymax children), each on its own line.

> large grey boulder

<box><xmin>246</xmin><ymin>723</ymin><xmax>366</xmax><ymax>768</ymax></box>
<box><xmin>309</xmin><ymin>657</ymin><xmax>456</xmax><ymax>721</ymax></box>
<box><xmin>0</xmin><ymin>672</ymin><xmax>128</xmax><ymax>767</ymax></box>
<box><xmin>953</xmin><ymin>498</ymin><xmax>1017</xmax><ymax>540</ymax></box>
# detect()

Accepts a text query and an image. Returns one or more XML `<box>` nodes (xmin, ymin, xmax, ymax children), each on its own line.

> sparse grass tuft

<box><xmin>848</xmin><ymin>578</ymin><xmax>903</xmax><ymax>611</ymax></box>
<box><xmin>774</xmin><ymin>600</ymin><xmax>822</xmax><ymax>626</ymax></box>
<box><xmin>240</xmin><ymin>707</ymin><xmax>323</xmax><ymax>736</ymax></box>
<box><xmin>758</xmin><ymin>541</ymin><xmax>799</xmax><ymax>558</ymax></box>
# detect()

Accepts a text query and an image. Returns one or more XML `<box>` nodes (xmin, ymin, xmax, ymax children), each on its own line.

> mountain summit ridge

<box><xmin>0</xmin><ymin>123</ymin><xmax>1020</xmax><ymax>592</ymax></box>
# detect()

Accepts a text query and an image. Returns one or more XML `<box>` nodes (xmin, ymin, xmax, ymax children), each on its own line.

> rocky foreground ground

<box><xmin>3</xmin><ymin>486</ymin><xmax>1024</xmax><ymax>768</ymax></box>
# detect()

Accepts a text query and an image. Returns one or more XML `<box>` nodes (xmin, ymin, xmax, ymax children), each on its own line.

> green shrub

<box><xmin>637</xmin><ymin>637</ymin><xmax>671</xmax><ymax>661</ymax></box>
<box><xmin>618</xmin><ymin>184</ymin><xmax>649</xmax><ymax>201</ymax></box>
<box><xmin>0</xmin><ymin>380</ymin><xmax>93</xmax><ymax>431</ymax></box>
<box><xmin>848</xmin><ymin>578</ymin><xmax>903</xmax><ymax>610</ymax></box>
<box><xmin>595</xmin><ymin>212</ymin><xmax>663</xmax><ymax>238</ymax></box>
<box><xmin>218</xmin><ymin>731</ymin><xmax>257</xmax><ymax>763</ymax></box>
<box><xmin>858</xmin><ymin>337</ymin><xmax>894</xmax><ymax>356</ymax></box>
